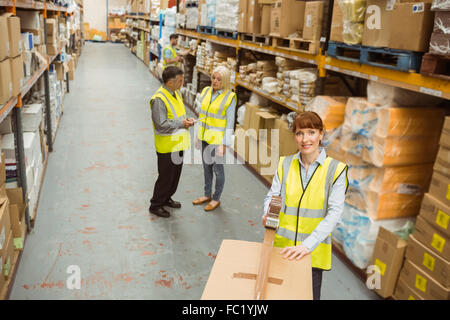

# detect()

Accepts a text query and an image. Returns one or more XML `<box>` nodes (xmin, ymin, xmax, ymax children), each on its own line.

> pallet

<box><xmin>420</xmin><ymin>53</ymin><xmax>450</xmax><ymax>81</ymax></box>
<box><xmin>240</xmin><ymin>33</ymin><xmax>271</xmax><ymax>46</ymax></box>
<box><xmin>327</xmin><ymin>41</ymin><xmax>423</xmax><ymax>73</ymax></box>
<box><xmin>197</xmin><ymin>25</ymin><xmax>215</xmax><ymax>36</ymax></box>
<box><xmin>272</xmin><ymin>37</ymin><xmax>318</xmax><ymax>55</ymax></box>
<box><xmin>215</xmin><ymin>29</ymin><xmax>238</xmax><ymax>40</ymax></box>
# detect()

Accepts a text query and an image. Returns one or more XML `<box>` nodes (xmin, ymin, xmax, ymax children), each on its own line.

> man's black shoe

<box><xmin>149</xmin><ymin>206</ymin><xmax>171</xmax><ymax>218</ymax></box>
<box><xmin>166</xmin><ymin>199</ymin><xmax>181</xmax><ymax>209</ymax></box>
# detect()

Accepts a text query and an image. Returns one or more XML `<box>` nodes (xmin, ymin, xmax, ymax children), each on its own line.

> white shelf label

<box><xmin>369</xmin><ymin>75</ymin><xmax>378</xmax><ymax>81</ymax></box>
<box><xmin>420</xmin><ymin>87</ymin><xmax>442</xmax><ymax>97</ymax></box>
<box><xmin>287</xmin><ymin>102</ymin><xmax>298</xmax><ymax>110</ymax></box>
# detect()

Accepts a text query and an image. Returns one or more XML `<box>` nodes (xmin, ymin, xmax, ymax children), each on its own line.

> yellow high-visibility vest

<box><xmin>162</xmin><ymin>45</ymin><xmax>178</xmax><ymax>70</ymax></box>
<box><xmin>274</xmin><ymin>154</ymin><xmax>348</xmax><ymax>270</ymax></box>
<box><xmin>150</xmin><ymin>86</ymin><xmax>190</xmax><ymax>153</ymax></box>
<box><xmin>197</xmin><ymin>86</ymin><xmax>236</xmax><ymax>145</ymax></box>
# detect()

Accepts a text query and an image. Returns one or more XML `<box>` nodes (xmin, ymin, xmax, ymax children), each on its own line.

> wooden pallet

<box><xmin>272</xmin><ymin>37</ymin><xmax>318</xmax><ymax>55</ymax></box>
<box><xmin>420</xmin><ymin>53</ymin><xmax>450</xmax><ymax>81</ymax></box>
<box><xmin>240</xmin><ymin>33</ymin><xmax>271</xmax><ymax>46</ymax></box>
<box><xmin>327</xmin><ymin>41</ymin><xmax>424</xmax><ymax>73</ymax></box>
<box><xmin>197</xmin><ymin>25</ymin><xmax>215</xmax><ymax>36</ymax></box>
<box><xmin>215</xmin><ymin>29</ymin><xmax>238</xmax><ymax>40</ymax></box>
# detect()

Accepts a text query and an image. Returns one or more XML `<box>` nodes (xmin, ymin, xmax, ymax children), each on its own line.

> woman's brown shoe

<box><xmin>192</xmin><ymin>197</ymin><xmax>212</xmax><ymax>205</ymax></box>
<box><xmin>204</xmin><ymin>201</ymin><xmax>220</xmax><ymax>212</ymax></box>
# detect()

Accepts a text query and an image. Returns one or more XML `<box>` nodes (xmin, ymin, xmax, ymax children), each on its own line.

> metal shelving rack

<box><xmin>0</xmin><ymin>0</ymin><xmax>83</xmax><ymax>300</ymax></box>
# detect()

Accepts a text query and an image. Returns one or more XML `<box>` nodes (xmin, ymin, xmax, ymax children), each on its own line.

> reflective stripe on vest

<box><xmin>197</xmin><ymin>86</ymin><xmax>235</xmax><ymax>145</ymax></box>
<box><xmin>274</xmin><ymin>154</ymin><xmax>347</xmax><ymax>270</ymax></box>
<box><xmin>162</xmin><ymin>46</ymin><xmax>178</xmax><ymax>69</ymax></box>
<box><xmin>150</xmin><ymin>86</ymin><xmax>190</xmax><ymax>153</ymax></box>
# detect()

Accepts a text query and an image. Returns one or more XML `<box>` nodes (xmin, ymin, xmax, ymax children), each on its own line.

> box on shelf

<box><xmin>22</xmin><ymin>104</ymin><xmax>43</xmax><ymax>132</ymax></box>
<box><xmin>2</xmin><ymin>13</ymin><xmax>22</xmax><ymax>58</ymax></box>
<box><xmin>389</xmin><ymin>2</ymin><xmax>435</xmax><ymax>52</ymax></box>
<box><xmin>0</xmin><ymin>16</ymin><xmax>10</xmax><ymax>61</ymax></box>
<box><xmin>0</xmin><ymin>59</ymin><xmax>12</xmax><ymax>105</ymax></box>
<box><xmin>371</xmin><ymin>227</ymin><xmax>408</xmax><ymax>298</ymax></box>
<box><xmin>270</xmin><ymin>0</ymin><xmax>306</xmax><ymax>38</ymax></box>
<box><xmin>440</xmin><ymin>117</ymin><xmax>450</xmax><ymax>149</ymax></box>
<box><xmin>434</xmin><ymin>146</ymin><xmax>450</xmax><ymax>179</ymax></box>
<box><xmin>10</xmin><ymin>55</ymin><xmax>24</xmax><ymax>97</ymax></box>
<box><xmin>238</xmin><ymin>0</ymin><xmax>249</xmax><ymax>33</ymax></box>
<box><xmin>420</xmin><ymin>193</ymin><xmax>450</xmax><ymax>238</ymax></box>
<box><xmin>406</xmin><ymin>234</ymin><xmax>450</xmax><ymax>288</ymax></box>
<box><xmin>330</xmin><ymin>0</ymin><xmax>343</xmax><ymax>42</ymax></box>
<box><xmin>302</xmin><ymin>1</ymin><xmax>324</xmax><ymax>41</ymax></box>
<box><xmin>274</xmin><ymin>118</ymin><xmax>298</xmax><ymax>156</ymax></box>
<box><xmin>412</xmin><ymin>215</ymin><xmax>450</xmax><ymax>261</ymax></box>
<box><xmin>0</xmin><ymin>197</ymin><xmax>11</xmax><ymax>256</ymax></box>
<box><xmin>398</xmin><ymin>259</ymin><xmax>450</xmax><ymax>300</ymax></box>
<box><xmin>15</xmin><ymin>10</ymin><xmax>40</xmax><ymax>31</ymax></box>
<box><xmin>393</xmin><ymin>275</ymin><xmax>425</xmax><ymax>300</ymax></box>
<box><xmin>362</xmin><ymin>0</ymin><xmax>394</xmax><ymax>47</ymax></box>
<box><xmin>248</xmin><ymin>0</ymin><xmax>262</xmax><ymax>34</ymax></box>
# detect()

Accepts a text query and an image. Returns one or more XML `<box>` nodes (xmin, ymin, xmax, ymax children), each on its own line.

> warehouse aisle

<box><xmin>10</xmin><ymin>42</ymin><xmax>379</xmax><ymax>300</ymax></box>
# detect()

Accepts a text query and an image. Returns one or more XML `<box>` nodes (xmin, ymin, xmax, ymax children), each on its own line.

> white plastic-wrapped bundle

<box><xmin>159</xmin><ymin>26</ymin><xmax>176</xmax><ymax>49</ymax></box>
<box><xmin>176</xmin><ymin>14</ymin><xmax>186</xmax><ymax>28</ymax></box>
<box><xmin>164</xmin><ymin>7</ymin><xmax>177</xmax><ymax>27</ymax></box>
<box><xmin>249</xmin><ymin>92</ymin><xmax>269</xmax><ymax>107</ymax></box>
<box><xmin>214</xmin><ymin>0</ymin><xmax>239</xmax><ymax>31</ymax></box>
<box><xmin>207</xmin><ymin>0</ymin><xmax>217</xmax><ymax>27</ymax></box>
<box><xmin>237</xmin><ymin>104</ymin><xmax>246</xmax><ymax>125</ymax></box>
<box><xmin>262</xmin><ymin>77</ymin><xmax>280</xmax><ymax>94</ymax></box>
<box><xmin>186</xmin><ymin>7</ymin><xmax>199</xmax><ymax>29</ymax></box>
<box><xmin>432</xmin><ymin>0</ymin><xmax>450</xmax><ymax>10</ymax></box>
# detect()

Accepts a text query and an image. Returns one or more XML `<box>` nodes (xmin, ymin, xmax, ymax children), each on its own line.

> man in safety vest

<box><xmin>149</xmin><ymin>66</ymin><xmax>195</xmax><ymax>218</ymax></box>
<box><xmin>162</xmin><ymin>34</ymin><xmax>184</xmax><ymax>71</ymax></box>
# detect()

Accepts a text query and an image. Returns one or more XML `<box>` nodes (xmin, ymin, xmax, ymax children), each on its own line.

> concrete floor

<box><xmin>10</xmin><ymin>42</ymin><xmax>380</xmax><ymax>300</ymax></box>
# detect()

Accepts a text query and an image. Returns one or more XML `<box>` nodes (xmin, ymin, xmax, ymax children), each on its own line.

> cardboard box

<box><xmin>0</xmin><ymin>153</ymin><xmax>5</xmax><ymax>188</ymax></box>
<box><xmin>248</xmin><ymin>0</ymin><xmax>262</xmax><ymax>34</ymax></box>
<box><xmin>243</xmin><ymin>103</ymin><xmax>259</xmax><ymax>131</ymax></box>
<box><xmin>47</xmin><ymin>44</ymin><xmax>58</xmax><ymax>56</ymax></box>
<box><xmin>0</xmin><ymin>16</ymin><xmax>10</xmax><ymax>61</ymax></box>
<box><xmin>270</xmin><ymin>0</ymin><xmax>306</xmax><ymax>38</ymax></box>
<box><xmin>53</xmin><ymin>62</ymin><xmax>64</xmax><ymax>81</ymax></box>
<box><xmin>406</xmin><ymin>234</ymin><xmax>450</xmax><ymax>288</ymax></box>
<box><xmin>46</xmin><ymin>19</ymin><xmax>57</xmax><ymax>36</ymax></box>
<box><xmin>0</xmin><ymin>59</ymin><xmax>12</xmax><ymax>105</ymax></box>
<box><xmin>362</xmin><ymin>0</ymin><xmax>394</xmax><ymax>47</ymax></box>
<box><xmin>201</xmin><ymin>239</ymin><xmax>313</xmax><ymax>300</ymax></box>
<box><xmin>393</xmin><ymin>275</ymin><xmax>425</xmax><ymax>300</ymax></box>
<box><xmin>428</xmin><ymin>170</ymin><xmax>450</xmax><ymax>207</ymax></box>
<box><xmin>234</xmin><ymin>125</ymin><xmax>250</xmax><ymax>163</ymax></box>
<box><xmin>302</xmin><ymin>1</ymin><xmax>324</xmax><ymax>41</ymax></box>
<box><xmin>434</xmin><ymin>146</ymin><xmax>450</xmax><ymax>179</ymax></box>
<box><xmin>398</xmin><ymin>259</ymin><xmax>450</xmax><ymax>300</ymax></box>
<box><xmin>0</xmin><ymin>197</ymin><xmax>11</xmax><ymax>255</ymax></box>
<box><xmin>238</xmin><ymin>0</ymin><xmax>249</xmax><ymax>33</ymax></box>
<box><xmin>420</xmin><ymin>193</ymin><xmax>450</xmax><ymax>238</ymax></box>
<box><xmin>3</xmin><ymin>14</ymin><xmax>22</xmax><ymax>57</ymax></box>
<box><xmin>389</xmin><ymin>2</ymin><xmax>435</xmax><ymax>52</ymax></box>
<box><xmin>330</xmin><ymin>0</ymin><xmax>344</xmax><ymax>42</ymax></box>
<box><xmin>258</xmin><ymin>139</ymin><xmax>279</xmax><ymax>177</ymax></box>
<box><xmin>412</xmin><ymin>215</ymin><xmax>450</xmax><ymax>261</ymax></box>
<box><xmin>10</xmin><ymin>55</ymin><xmax>24</xmax><ymax>97</ymax></box>
<box><xmin>249</xmin><ymin>111</ymin><xmax>277</xmax><ymax>145</ymax></box>
<box><xmin>274</xmin><ymin>119</ymin><xmax>298</xmax><ymax>156</ymax></box>
<box><xmin>6</xmin><ymin>188</ymin><xmax>26</xmax><ymax>246</ymax></box>
<box><xmin>2</xmin><ymin>231</ymin><xmax>13</xmax><ymax>278</ymax></box>
<box><xmin>16</xmin><ymin>10</ymin><xmax>40</xmax><ymax>30</ymax></box>
<box><xmin>440</xmin><ymin>117</ymin><xmax>450</xmax><ymax>149</ymax></box>
<box><xmin>371</xmin><ymin>227</ymin><xmax>408</xmax><ymax>298</ymax></box>
<box><xmin>261</xmin><ymin>4</ymin><xmax>272</xmax><ymax>35</ymax></box>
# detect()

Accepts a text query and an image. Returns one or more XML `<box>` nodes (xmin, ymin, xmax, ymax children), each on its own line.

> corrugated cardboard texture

<box><xmin>406</xmin><ymin>234</ymin><xmax>450</xmax><ymax>288</ymax></box>
<box><xmin>393</xmin><ymin>275</ymin><xmax>425</xmax><ymax>300</ymax></box>
<box><xmin>0</xmin><ymin>59</ymin><xmax>12</xmax><ymax>105</ymax></box>
<box><xmin>434</xmin><ymin>146</ymin><xmax>450</xmax><ymax>179</ymax></box>
<box><xmin>428</xmin><ymin>170</ymin><xmax>450</xmax><ymax>208</ymax></box>
<box><xmin>362</xmin><ymin>0</ymin><xmax>394</xmax><ymax>47</ymax></box>
<box><xmin>270</xmin><ymin>0</ymin><xmax>306</xmax><ymax>38</ymax></box>
<box><xmin>248</xmin><ymin>0</ymin><xmax>262</xmax><ymax>34</ymax></box>
<box><xmin>0</xmin><ymin>16</ymin><xmax>9</xmax><ymax>61</ymax></box>
<box><xmin>412</xmin><ymin>215</ymin><xmax>450</xmax><ymax>261</ymax></box>
<box><xmin>302</xmin><ymin>1</ymin><xmax>324</xmax><ymax>41</ymax></box>
<box><xmin>261</xmin><ymin>4</ymin><xmax>272</xmax><ymax>35</ymax></box>
<box><xmin>201</xmin><ymin>240</ymin><xmax>313</xmax><ymax>300</ymax></box>
<box><xmin>371</xmin><ymin>227</ymin><xmax>408</xmax><ymax>298</ymax></box>
<box><xmin>419</xmin><ymin>193</ymin><xmax>450</xmax><ymax>238</ymax></box>
<box><xmin>330</xmin><ymin>1</ymin><xmax>343</xmax><ymax>42</ymax></box>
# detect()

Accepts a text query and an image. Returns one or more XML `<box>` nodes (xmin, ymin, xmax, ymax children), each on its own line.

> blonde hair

<box><xmin>211</xmin><ymin>66</ymin><xmax>231</xmax><ymax>92</ymax></box>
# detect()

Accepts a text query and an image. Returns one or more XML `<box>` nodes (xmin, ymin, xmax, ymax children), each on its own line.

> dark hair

<box><xmin>170</xmin><ymin>34</ymin><xmax>178</xmax><ymax>40</ymax></box>
<box><xmin>292</xmin><ymin>111</ymin><xmax>325</xmax><ymax>133</ymax></box>
<box><xmin>162</xmin><ymin>66</ymin><xmax>183</xmax><ymax>84</ymax></box>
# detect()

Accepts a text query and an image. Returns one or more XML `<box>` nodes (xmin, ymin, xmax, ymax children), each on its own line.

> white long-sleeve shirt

<box><xmin>263</xmin><ymin>148</ymin><xmax>348</xmax><ymax>252</ymax></box>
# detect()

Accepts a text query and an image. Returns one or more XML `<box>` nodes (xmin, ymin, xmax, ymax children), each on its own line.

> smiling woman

<box><xmin>262</xmin><ymin>111</ymin><xmax>349</xmax><ymax>301</ymax></box>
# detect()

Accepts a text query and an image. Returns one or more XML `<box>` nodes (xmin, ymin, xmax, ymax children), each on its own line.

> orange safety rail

<box><xmin>16</xmin><ymin>94</ymin><xmax>22</xmax><ymax>108</ymax></box>
<box><xmin>43</xmin><ymin>2</ymin><xmax>47</xmax><ymax>18</ymax></box>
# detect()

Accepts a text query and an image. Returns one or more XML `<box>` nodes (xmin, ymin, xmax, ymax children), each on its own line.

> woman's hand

<box><xmin>216</xmin><ymin>145</ymin><xmax>226</xmax><ymax>157</ymax></box>
<box><xmin>280</xmin><ymin>245</ymin><xmax>310</xmax><ymax>261</ymax></box>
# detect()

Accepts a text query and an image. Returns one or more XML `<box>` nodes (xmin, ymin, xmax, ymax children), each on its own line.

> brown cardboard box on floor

<box><xmin>243</xmin><ymin>103</ymin><xmax>259</xmax><ymax>131</ymax></box>
<box><xmin>2</xmin><ymin>13</ymin><xmax>22</xmax><ymax>58</ymax></box>
<box><xmin>393</xmin><ymin>275</ymin><xmax>425</xmax><ymax>300</ymax></box>
<box><xmin>260</xmin><ymin>4</ymin><xmax>272</xmax><ymax>35</ymax></box>
<box><xmin>201</xmin><ymin>239</ymin><xmax>313</xmax><ymax>299</ymax></box>
<box><xmin>0</xmin><ymin>59</ymin><xmax>12</xmax><ymax>105</ymax></box>
<box><xmin>406</xmin><ymin>234</ymin><xmax>450</xmax><ymax>288</ymax></box>
<box><xmin>302</xmin><ymin>1</ymin><xmax>324</xmax><ymax>41</ymax></box>
<box><xmin>434</xmin><ymin>146</ymin><xmax>450</xmax><ymax>179</ymax></box>
<box><xmin>412</xmin><ymin>215</ymin><xmax>450</xmax><ymax>261</ymax></box>
<box><xmin>2</xmin><ymin>231</ymin><xmax>13</xmax><ymax>279</ymax></box>
<box><xmin>428</xmin><ymin>170</ymin><xmax>450</xmax><ymax>208</ymax></box>
<box><xmin>6</xmin><ymin>188</ymin><xmax>25</xmax><ymax>241</ymax></box>
<box><xmin>0</xmin><ymin>153</ymin><xmax>5</xmax><ymax>188</ymax></box>
<box><xmin>419</xmin><ymin>193</ymin><xmax>450</xmax><ymax>238</ymax></box>
<box><xmin>238</xmin><ymin>0</ymin><xmax>249</xmax><ymax>33</ymax></box>
<box><xmin>250</xmin><ymin>111</ymin><xmax>277</xmax><ymax>145</ymax></box>
<box><xmin>398</xmin><ymin>259</ymin><xmax>450</xmax><ymax>300</ymax></box>
<box><xmin>248</xmin><ymin>0</ymin><xmax>262</xmax><ymax>34</ymax></box>
<box><xmin>362</xmin><ymin>0</ymin><xmax>394</xmax><ymax>47</ymax></box>
<box><xmin>0</xmin><ymin>16</ymin><xmax>10</xmax><ymax>61</ymax></box>
<box><xmin>371</xmin><ymin>227</ymin><xmax>408</xmax><ymax>298</ymax></box>
<box><xmin>440</xmin><ymin>117</ymin><xmax>450</xmax><ymax>149</ymax></box>
<box><xmin>0</xmin><ymin>197</ymin><xmax>11</xmax><ymax>258</ymax></box>
<box><xmin>330</xmin><ymin>0</ymin><xmax>343</xmax><ymax>42</ymax></box>
<box><xmin>10</xmin><ymin>55</ymin><xmax>24</xmax><ymax>97</ymax></box>
<box><xmin>270</xmin><ymin>0</ymin><xmax>306</xmax><ymax>38</ymax></box>
<box><xmin>389</xmin><ymin>2</ymin><xmax>435</xmax><ymax>52</ymax></box>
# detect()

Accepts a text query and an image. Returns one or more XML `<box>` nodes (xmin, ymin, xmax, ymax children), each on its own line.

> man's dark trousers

<box><xmin>150</xmin><ymin>151</ymin><xmax>184</xmax><ymax>210</ymax></box>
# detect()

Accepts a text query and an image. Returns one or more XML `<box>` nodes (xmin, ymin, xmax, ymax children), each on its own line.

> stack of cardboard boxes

<box><xmin>238</xmin><ymin>0</ymin><xmax>324</xmax><ymax>43</ymax></box>
<box><xmin>393</xmin><ymin>117</ymin><xmax>450</xmax><ymax>300</ymax></box>
<box><xmin>0</xmin><ymin>13</ymin><xmax>23</xmax><ymax>105</ymax></box>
